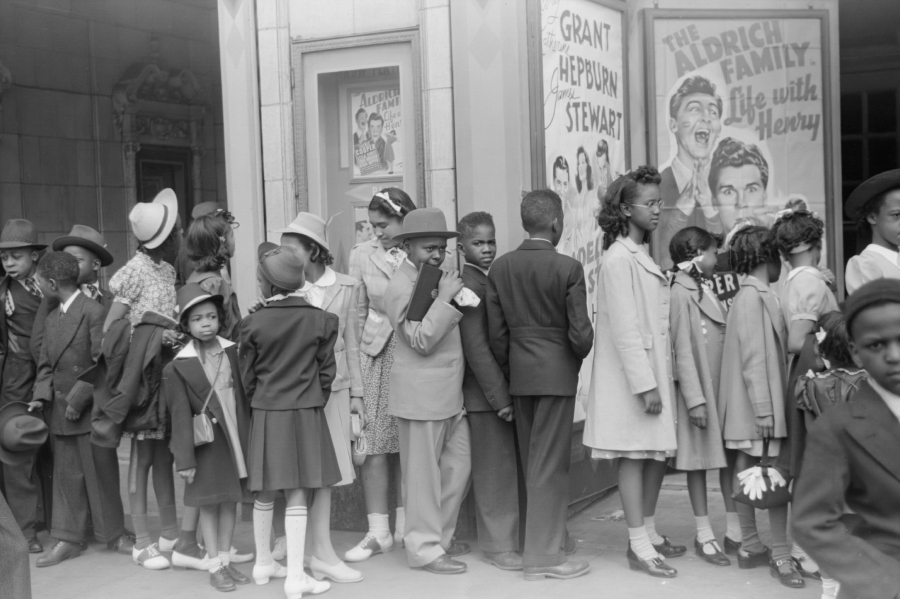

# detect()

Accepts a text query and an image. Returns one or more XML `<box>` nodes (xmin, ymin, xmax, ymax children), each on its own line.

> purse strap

<box><xmin>759</xmin><ymin>437</ymin><xmax>772</xmax><ymax>467</ymax></box>
<box><xmin>198</xmin><ymin>350</ymin><xmax>224</xmax><ymax>416</ymax></box>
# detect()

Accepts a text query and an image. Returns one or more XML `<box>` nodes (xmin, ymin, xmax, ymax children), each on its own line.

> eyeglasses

<box><xmin>628</xmin><ymin>200</ymin><xmax>663</xmax><ymax>210</ymax></box>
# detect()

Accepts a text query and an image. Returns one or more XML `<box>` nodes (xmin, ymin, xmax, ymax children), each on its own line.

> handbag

<box><xmin>732</xmin><ymin>438</ymin><xmax>792</xmax><ymax>509</ymax></box>
<box><xmin>351</xmin><ymin>413</ymin><xmax>367</xmax><ymax>467</ymax></box>
<box><xmin>193</xmin><ymin>355</ymin><xmax>223</xmax><ymax>447</ymax></box>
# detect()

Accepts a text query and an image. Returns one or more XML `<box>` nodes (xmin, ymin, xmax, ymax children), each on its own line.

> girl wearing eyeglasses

<box><xmin>584</xmin><ymin>166</ymin><xmax>681</xmax><ymax>579</ymax></box>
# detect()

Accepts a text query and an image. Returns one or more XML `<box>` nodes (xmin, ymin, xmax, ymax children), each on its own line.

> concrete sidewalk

<box><xmin>30</xmin><ymin>471</ymin><xmax>820</xmax><ymax>599</ymax></box>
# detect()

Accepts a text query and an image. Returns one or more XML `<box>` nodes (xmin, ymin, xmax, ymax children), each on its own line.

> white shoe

<box><xmin>344</xmin><ymin>533</ymin><xmax>393</xmax><ymax>563</ymax></box>
<box><xmin>272</xmin><ymin>536</ymin><xmax>287</xmax><ymax>561</ymax></box>
<box><xmin>171</xmin><ymin>546</ymin><xmax>209</xmax><ymax>571</ymax></box>
<box><xmin>309</xmin><ymin>556</ymin><xmax>363</xmax><ymax>583</ymax></box>
<box><xmin>157</xmin><ymin>536</ymin><xmax>177</xmax><ymax>553</ymax></box>
<box><xmin>133</xmin><ymin>543</ymin><xmax>171</xmax><ymax>570</ymax></box>
<box><xmin>253</xmin><ymin>560</ymin><xmax>288</xmax><ymax>585</ymax></box>
<box><xmin>394</xmin><ymin>530</ymin><xmax>404</xmax><ymax>547</ymax></box>
<box><xmin>230</xmin><ymin>545</ymin><xmax>254</xmax><ymax>564</ymax></box>
<box><xmin>285</xmin><ymin>574</ymin><xmax>330</xmax><ymax>599</ymax></box>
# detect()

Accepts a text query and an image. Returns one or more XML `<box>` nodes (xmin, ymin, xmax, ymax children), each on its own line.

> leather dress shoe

<box><xmin>694</xmin><ymin>538</ymin><xmax>731</xmax><ymax>567</ymax></box>
<box><xmin>770</xmin><ymin>557</ymin><xmax>805</xmax><ymax>588</ymax></box>
<box><xmin>108</xmin><ymin>534</ymin><xmax>135</xmax><ymax>554</ymax></box>
<box><xmin>652</xmin><ymin>536</ymin><xmax>686</xmax><ymax>558</ymax></box>
<box><xmin>27</xmin><ymin>537</ymin><xmax>43</xmax><ymax>554</ymax></box>
<box><xmin>626</xmin><ymin>547</ymin><xmax>676</xmax><ymax>578</ymax></box>
<box><xmin>737</xmin><ymin>547</ymin><xmax>770</xmax><ymax>569</ymax></box>
<box><xmin>224</xmin><ymin>564</ymin><xmax>251</xmax><ymax>585</ymax></box>
<box><xmin>36</xmin><ymin>540</ymin><xmax>82</xmax><ymax>567</ymax></box>
<box><xmin>481</xmin><ymin>551</ymin><xmax>523</xmax><ymax>571</ymax></box>
<box><xmin>723</xmin><ymin>536</ymin><xmax>741</xmax><ymax>555</ymax></box>
<box><xmin>422</xmin><ymin>554</ymin><xmax>467</xmax><ymax>575</ymax></box>
<box><xmin>524</xmin><ymin>559</ymin><xmax>590</xmax><ymax>581</ymax></box>
<box><xmin>446</xmin><ymin>540</ymin><xmax>470</xmax><ymax>558</ymax></box>
<box><xmin>210</xmin><ymin>566</ymin><xmax>236</xmax><ymax>592</ymax></box>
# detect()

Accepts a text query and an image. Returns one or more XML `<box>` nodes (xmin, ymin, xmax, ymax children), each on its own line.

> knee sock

<box><xmin>644</xmin><ymin>516</ymin><xmax>665</xmax><ymax>545</ymax></box>
<box><xmin>254</xmin><ymin>500</ymin><xmax>275</xmax><ymax>566</ymax></box>
<box><xmin>207</xmin><ymin>554</ymin><xmax>223</xmax><ymax>573</ymax></box>
<box><xmin>695</xmin><ymin>515</ymin><xmax>716</xmax><ymax>544</ymax></box>
<box><xmin>628</xmin><ymin>527</ymin><xmax>658</xmax><ymax>562</ymax></box>
<box><xmin>133</xmin><ymin>514</ymin><xmax>151</xmax><ymax>550</ymax></box>
<box><xmin>768</xmin><ymin>505</ymin><xmax>790</xmax><ymax>562</ymax></box>
<box><xmin>219</xmin><ymin>550</ymin><xmax>231</xmax><ymax>567</ymax></box>
<box><xmin>274</xmin><ymin>496</ymin><xmax>286</xmax><ymax>538</ymax></box>
<box><xmin>725</xmin><ymin>511</ymin><xmax>741</xmax><ymax>542</ymax></box>
<box><xmin>158</xmin><ymin>503</ymin><xmax>179</xmax><ymax>541</ymax></box>
<box><xmin>821</xmin><ymin>577</ymin><xmax>840</xmax><ymax>599</ymax></box>
<box><xmin>285</xmin><ymin>506</ymin><xmax>308</xmax><ymax>585</ymax></box>
<box><xmin>367</xmin><ymin>513</ymin><xmax>390</xmax><ymax>540</ymax></box>
<box><xmin>395</xmin><ymin>507</ymin><xmax>406</xmax><ymax>537</ymax></box>
<box><xmin>735</xmin><ymin>501</ymin><xmax>765</xmax><ymax>555</ymax></box>
<box><xmin>177</xmin><ymin>529</ymin><xmax>198</xmax><ymax>549</ymax></box>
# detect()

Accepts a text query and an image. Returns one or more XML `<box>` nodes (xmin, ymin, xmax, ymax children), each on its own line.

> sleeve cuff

<box><xmin>791</xmin><ymin>313</ymin><xmax>817</xmax><ymax>322</ymax></box>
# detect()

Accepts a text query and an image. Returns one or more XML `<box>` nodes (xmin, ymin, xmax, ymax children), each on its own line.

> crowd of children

<box><xmin>1</xmin><ymin>167</ymin><xmax>899</xmax><ymax>599</ymax></box>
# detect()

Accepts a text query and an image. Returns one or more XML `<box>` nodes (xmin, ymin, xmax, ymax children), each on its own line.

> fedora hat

<box><xmin>275</xmin><ymin>212</ymin><xmax>330</xmax><ymax>251</ymax></box>
<box><xmin>129</xmin><ymin>189</ymin><xmax>179</xmax><ymax>249</ymax></box>
<box><xmin>392</xmin><ymin>208</ymin><xmax>459</xmax><ymax>242</ymax></box>
<box><xmin>259</xmin><ymin>246</ymin><xmax>306</xmax><ymax>292</ymax></box>
<box><xmin>257</xmin><ymin>241</ymin><xmax>278</xmax><ymax>261</ymax></box>
<box><xmin>0</xmin><ymin>219</ymin><xmax>47</xmax><ymax>250</ymax></box>
<box><xmin>176</xmin><ymin>282</ymin><xmax>223</xmax><ymax>322</ymax></box>
<box><xmin>191</xmin><ymin>201</ymin><xmax>223</xmax><ymax>219</ymax></box>
<box><xmin>52</xmin><ymin>224</ymin><xmax>114</xmax><ymax>267</ymax></box>
<box><xmin>844</xmin><ymin>169</ymin><xmax>900</xmax><ymax>219</ymax></box>
<box><xmin>0</xmin><ymin>402</ymin><xmax>48</xmax><ymax>467</ymax></box>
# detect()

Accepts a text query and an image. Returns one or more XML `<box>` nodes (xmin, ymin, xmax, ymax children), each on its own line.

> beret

<box><xmin>259</xmin><ymin>246</ymin><xmax>305</xmax><ymax>291</ymax></box>
<box><xmin>843</xmin><ymin>278</ymin><xmax>900</xmax><ymax>334</ymax></box>
<box><xmin>844</xmin><ymin>169</ymin><xmax>900</xmax><ymax>220</ymax></box>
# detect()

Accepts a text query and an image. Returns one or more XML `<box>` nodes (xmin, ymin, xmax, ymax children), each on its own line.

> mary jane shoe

<box><xmin>694</xmin><ymin>538</ymin><xmax>731</xmax><ymax>566</ymax></box>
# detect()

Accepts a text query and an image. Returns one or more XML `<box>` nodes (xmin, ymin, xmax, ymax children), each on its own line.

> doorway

<box><xmin>136</xmin><ymin>146</ymin><xmax>192</xmax><ymax>227</ymax></box>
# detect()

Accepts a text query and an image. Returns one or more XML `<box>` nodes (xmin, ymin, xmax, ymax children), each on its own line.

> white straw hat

<box><xmin>275</xmin><ymin>212</ymin><xmax>330</xmax><ymax>251</ymax></box>
<box><xmin>129</xmin><ymin>189</ymin><xmax>179</xmax><ymax>249</ymax></box>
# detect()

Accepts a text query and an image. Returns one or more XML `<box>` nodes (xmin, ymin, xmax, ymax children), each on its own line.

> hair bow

<box><xmin>815</xmin><ymin>328</ymin><xmax>827</xmax><ymax>344</ymax></box>
<box><xmin>375</xmin><ymin>192</ymin><xmax>403</xmax><ymax>215</ymax></box>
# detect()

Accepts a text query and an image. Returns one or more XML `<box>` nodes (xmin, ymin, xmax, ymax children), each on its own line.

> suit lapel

<box><xmin>50</xmin><ymin>294</ymin><xmax>87</xmax><ymax>365</ymax></box>
<box><xmin>174</xmin><ymin>355</ymin><xmax>215</xmax><ymax>407</ymax></box>
<box><xmin>696</xmin><ymin>288</ymin><xmax>726</xmax><ymax>325</ymax></box>
<box><xmin>319</xmin><ymin>281</ymin><xmax>342</xmax><ymax>312</ymax></box>
<box><xmin>848</xmin><ymin>382</ymin><xmax>900</xmax><ymax>484</ymax></box>
<box><xmin>616</xmin><ymin>238</ymin><xmax>667</xmax><ymax>284</ymax></box>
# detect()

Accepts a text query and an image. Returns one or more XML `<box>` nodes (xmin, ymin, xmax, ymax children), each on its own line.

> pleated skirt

<box><xmin>323</xmin><ymin>388</ymin><xmax>355</xmax><ymax>486</ymax></box>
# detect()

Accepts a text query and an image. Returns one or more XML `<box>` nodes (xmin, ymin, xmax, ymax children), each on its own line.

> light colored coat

<box><xmin>319</xmin><ymin>271</ymin><xmax>365</xmax><ymax>397</ymax></box>
<box><xmin>584</xmin><ymin>237</ymin><xmax>676</xmax><ymax>453</ymax></box>
<box><xmin>669</xmin><ymin>271</ymin><xmax>727</xmax><ymax>470</ymax></box>
<box><xmin>384</xmin><ymin>261</ymin><xmax>464</xmax><ymax>421</ymax></box>
<box><xmin>718</xmin><ymin>275</ymin><xmax>788</xmax><ymax>442</ymax></box>
<box><xmin>349</xmin><ymin>237</ymin><xmax>395</xmax><ymax>357</ymax></box>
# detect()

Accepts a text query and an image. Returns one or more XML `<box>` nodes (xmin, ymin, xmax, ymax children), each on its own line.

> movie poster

<box><xmin>649</xmin><ymin>16</ymin><xmax>828</xmax><ymax>277</ymax></box>
<box><xmin>350</xmin><ymin>87</ymin><xmax>403</xmax><ymax>178</ymax></box>
<box><xmin>541</xmin><ymin>0</ymin><xmax>626</xmax><ymax>407</ymax></box>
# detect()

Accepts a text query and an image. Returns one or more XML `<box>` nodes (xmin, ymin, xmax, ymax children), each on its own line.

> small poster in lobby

<box><xmin>350</xmin><ymin>87</ymin><xmax>403</xmax><ymax>179</ymax></box>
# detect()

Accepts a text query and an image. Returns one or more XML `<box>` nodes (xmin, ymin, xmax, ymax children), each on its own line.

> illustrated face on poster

<box><xmin>351</xmin><ymin>87</ymin><xmax>403</xmax><ymax>179</ymax></box>
<box><xmin>651</xmin><ymin>17</ymin><xmax>827</xmax><ymax>270</ymax></box>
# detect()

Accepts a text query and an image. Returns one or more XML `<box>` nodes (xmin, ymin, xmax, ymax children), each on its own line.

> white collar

<box><xmin>266</xmin><ymin>290</ymin><xmax>304</xmax><ymax>303</ymax></box>
<box><xmin>60</xmin><ymin>289</ymin><xmax>81</xmax><ymax>314</ymax></box>
<box><xmin>313</xmin><ymin>267</ymin><xmax>336</xmax><ymax>288</ymax></box>
<box><xmin>467</xmin><ymin>263</ymin><xmax>489</xmax><ymax>276</ymax></box>
<box><xmin>864</xmin><ymin>244</ymin><xmax>900</xmax><ymax>265</ymax></box>
<box><xmin>175</xmin><ymin>336</ymin><xmax>236</xmax><ymax>359</ymax></box>
<box><xmin>670</xmin><ymin>155</ymin><xmax>694</xmax><ymax>193</ymax></box>
<box><xmin>866</xmin><ymin>377</ymin><xmax>900</xmax><ymax>423</ymax></box>
<box><xmin>786</xmin><ymin>265</ymin><xmax>822</xmax><ymax>282</ymax></box>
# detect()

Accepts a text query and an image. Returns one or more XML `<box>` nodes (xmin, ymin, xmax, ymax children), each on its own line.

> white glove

<box><xmin>767</xmin><ymin>467</ymin><xmax>787</xmax><ymax>489</ymax></box>
<box><xmin>454</xmin><ymin>287</ymin><xmax>480</xmax><ymax>307</ymax></box>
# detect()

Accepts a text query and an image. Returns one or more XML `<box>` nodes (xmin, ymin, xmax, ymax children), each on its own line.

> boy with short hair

<box><xmin>28</xmin><ymin>252</ymin><xmax>106</xmax><ymax>567</ymax></box>
<box><xmin>456</xmin><ymin>211</ymin><xmax>521</xmax><ymax>571</ymax></box>
<box><xmin>487</xmin><ymin>190</ymin><xmax>593</xmax><ymax>581</ymax></box>
<box><xmin>0</xmin><ymin>218</ymin><xmax>48</xmax><ymax>553</ymax></box>
<box><xmin>384</xmin><ymin>208</ymin><xmax>472</xmax><ymax>575</ymax></box>
<box><xmin>793</xmin><ymin>278</ymin><xmax>900</xmax><ymax>599</ymax></box>
<box><xmin>844</xmin><ymin>169</ymin><xmax>900</xmax><ymax>293</ymax></box>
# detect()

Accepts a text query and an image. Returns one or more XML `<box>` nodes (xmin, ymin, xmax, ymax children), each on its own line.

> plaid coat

<box><xmin>348</xmin><ymin>238</ymin><xmax>396</xmax><ymax>358</ymax></box>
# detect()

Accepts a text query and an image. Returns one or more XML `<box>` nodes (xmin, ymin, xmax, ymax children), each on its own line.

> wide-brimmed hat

<box><xmin>844</xmin><ymin>169</ymin><xmax>900</xmax><ymax>219</ymax></box>
<box><xmin>176</xmin><ymin>282</ymin><xmax>224</xmax><ymax>322</ymax></box>
<box><xmin>52</xmin><ymin>224</ymin><xmax>114</xmax><ymax>267</ymax></box>
<box><xmin>191</xmin><ymin>201</ymin><xmax>223</xmax><ymax>219</ymax></box>
<box><xmin>275</xmin><ymin>213</ymin><xmax>330</xmax><ymax>251</ymax></box>
<box><xmin>259</xmin><ymin>246</ymin><xmax>305</xmax><ymax>291</ymax></box>
<box><xmin>129</xmin><ymin>189</ymin><xmax>179</xmax><ymax>249</ymax></box>
<box><xmin>0</xmin><ymin>402</ymin><xmax>49</xmax><ymax>467</ymax></box>
<box><xmin>257</xmin><ymin>241</ymin><xmax>278</xmax><ymax>261</ymax></box>
<box><xmin>391</xmin><ymin>208</ymin><xmax>459</xmax><ymax>242</ymax></box>
<box><xmin>0</xmin><ymin>219</ymin><xmax>47</xmax><ymax>250</ymax></box>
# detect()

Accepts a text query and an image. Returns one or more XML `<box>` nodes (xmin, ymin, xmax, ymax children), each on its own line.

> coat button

<box><xmin>73</xmin><ymin>366</ymin><xmax>79</xmax><ymax>372</ymax></box>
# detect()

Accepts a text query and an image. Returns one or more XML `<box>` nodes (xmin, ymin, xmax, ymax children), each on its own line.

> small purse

<box><xmin>193</xmin><ymin>355</ymin><xmax>223</xmax><ymax>447</ymax></box>
<box><xmin>351</xmin><ymin>413</ymin><xmax>367</xmax><ymax>467</ymax></box>
<box><xmin>732</xmin><ymin>438</ymin><xmax>792</xmax><ymax>509</ymax></box>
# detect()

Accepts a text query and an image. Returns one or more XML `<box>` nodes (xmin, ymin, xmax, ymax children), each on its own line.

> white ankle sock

<box><xmin>219</xmin><ymin>550</ymin><xmax>231</xmax><ymax>567</ymax></box>
<box><xmin>285</xmin><ymin>506</ymin><xmax>308</xmax><ymax>585</ymax></box>
<box><xmin>725</xmin><ymin>511</ymin><xmax>741</xmax><ymax>542</ymax></box>
<box><xmin>395</xmin><ymin>507</ymin><xmax>406</xmax><ymax>536</ymax></box>
<box><xmin>367</xmin><ymin>513</ymin><xmax>390</xmax><ymax>539</ymax></box>
<box><xmin>821</xmin><ymin>578</ymin><xmax>840</xmax><ymax>599</ymax></box>
<box><xmin>628</xmin><ymin>527</ymin><xmax>658</xmax><ymax>561</ymax></box>
<box><xmin>254</xmin><ymin>500</ymin><xmax>275</xmax><ymax>566</ymax></box>
<box><xmin>695</xmin><ymin>515</ymin><xmax>716</xmax><ymax>544</ymax></box>
<box><xmin>207</xmin><ymin>555</ymin><xmax>223</xmax><ymax>573</ymax></box>
<box><xmin>644</xmin><ymin>516</ymin><xmax>665</xmax><ymax>545</ymax></box>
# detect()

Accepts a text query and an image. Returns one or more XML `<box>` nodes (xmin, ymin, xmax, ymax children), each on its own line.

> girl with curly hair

<box><xmin>667</xmin><ymin>227</ymin><xmax>738</xmax><ymax>566</ymax></box>
<box><xmin>184</xmin><ymin>213</ymin><xmax>241</xmax><ymax>342</ymax></box>
<box><xmin>585</xmin><ymin>166</ymin><xmax>681</xmax><ymax>578</ymax></box>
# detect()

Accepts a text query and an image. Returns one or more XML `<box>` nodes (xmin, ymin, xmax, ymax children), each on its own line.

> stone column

<box><xmin>122</xmin><ymin>133</ymin><xmax>141</xmax><ymax>257</ymax></box>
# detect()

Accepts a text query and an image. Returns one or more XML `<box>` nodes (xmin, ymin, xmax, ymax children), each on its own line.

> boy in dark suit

<box><xmin>456</xmin><ymin>212</ymin><xmax>520</xmax><ymax>571</ymax></box>
<box><xmin>0</xmin><ymin>219</ymin><xmax>48</xmax><ymax>554</ymax></box>
<box><xmin>28</xmin><ymin>252</ymin><xmax>107</xmax><ymax>566</ymax></box>
<box><xmin>793</xmin><ymin>278</ymin><xmax>900</xmax><ymax>599</ymax></box>
<box><xmin>487</xmin><ymin>190</ymin><xmax>593</xmax><ymax>581</ymax></box>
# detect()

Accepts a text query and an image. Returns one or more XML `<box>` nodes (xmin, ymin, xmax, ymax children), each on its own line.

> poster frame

<box><xmin>526</xmin><ymin>0</ymin><xmax>631</xmax><ymax>192</ymax></box>
<box><xmin>341</xmin><ymin>79</ymin><xmax>404</xmax><ymax>184</ymax></box>
<box><xmin>642</xmin><ymin>8</ymin><xmax>837</xmax><ymax>275</ymax></box>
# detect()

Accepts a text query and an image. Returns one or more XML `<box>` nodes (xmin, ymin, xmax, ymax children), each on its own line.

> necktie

<box><xmin>83</xmin><ymin>284</ymin><xmax>98</xmax><ymax>300</ymax></box>
<box><xmin>24</xmin><ymin>278</ymin><xmax>42</xmax><ymax>298</ymax></box>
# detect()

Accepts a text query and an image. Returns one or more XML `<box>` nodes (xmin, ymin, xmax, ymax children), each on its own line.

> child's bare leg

<box><xmin>361</xmin><ymin>454</ymin><xmax>388</xmax><ymax>513</ymax></box>
<box><xmin>641</xmin><ymin>458</ymin><xmax>668</xmax><ymax>544</ymax></box>
<box><xmin>199</xmin><ymin>505</ymin><xmax>220</xmax><ymax>572</ymax></box>
<box><xmin>217</xmin><ymin>503</ymin><xmax>236</xmax><ymax>570</ymax></box>
<box><xmin>618</xmin><ymin>458</ymin><xmax>657</xmax><ymax>561</ymax></box>
<box><xmin>178</xmin><ymin>506</ymin><xmax>200</xmax><ymax>550</ymax></box>
<box><xmin>720</xmin><ymin>450</ymin><xmax>741</xmax><ymax>544</ymax></box>
<box><xmin>687</xmin><ymin>470</ymin><xmax>708</xmax><ymax>517</ymax></box>
<box><xmin>307</xmin><ymin>488</ymin><xmax>340</xmax><ymax>564</ymax></box>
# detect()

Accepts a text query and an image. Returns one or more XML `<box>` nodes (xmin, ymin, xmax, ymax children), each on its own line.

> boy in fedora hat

<box><xmin>845</xmin><ymin>169</ymin><xmax>900</xmax><ymax>294</ymax></box>
<box><xmin>29</xmin><ymin>252</ymin><xmax>109</xmax><ymax>567</ymax></box>
<box><xmin>0</xmin><ymin>218</ymin><xmax>49</xmax><ymax>554</ymax></box>
<box><xmin>0</xmin><ymin>400</ymin><xmax>48</xmax><ymax>599</ymax></box>
<box><xmin>383</xmin><ymin>207</ymin><xmax>472</xmax><ymax>575</ymax></box>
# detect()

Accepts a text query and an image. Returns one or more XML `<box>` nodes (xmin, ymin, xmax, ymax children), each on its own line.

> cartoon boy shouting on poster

<box><xmin>658</xmin><ymin>75</ymin><xmax>725</xmax><ymax>269</ymax></box>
